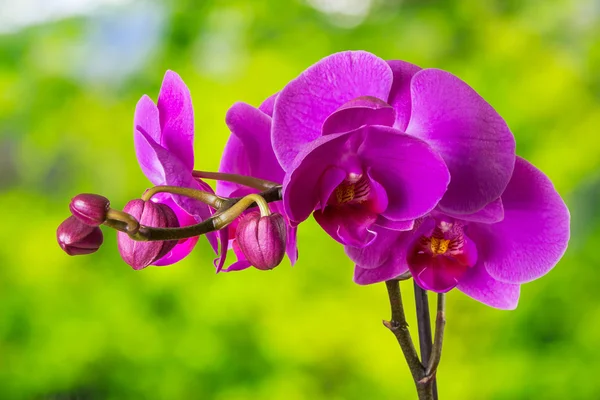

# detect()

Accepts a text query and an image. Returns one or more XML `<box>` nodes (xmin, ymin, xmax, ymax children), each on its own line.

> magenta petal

<box><xmin>286</xmin><ymin>225</ymin><xmax>298</xmax><ymax>265</ymax></box>
<box><xmin>223</xmin><ymin>260</ymin><xmax>253</xmax><ymax>272</ymax></box>
<box><xmin>134</xmin><ymin>97</ymin><xmax>165</xmax><ymax>185</ymax></box>
<box><xmin>470</xmin><ymin>157</ymin><xmax>570</xmax><ymax>284</ymax></box>
<box><xmin>313</xmin><ymin>205</ymin><xmax>377</xmax><ymax>248</ymax></box>
<box><xmin>406</xmin><ymin>69</ymin><xmax>516</xmax><ymax>214</ymax></box>
<box><xmin>322</xmin><ymin>96</ymin><xmax>396</xmax><ymax>135</ymax></box>
<box><xmin>213</xmin><ymin>228</ymin><xmax>230</xmax><ymax>273</ymax></box>
<box><xmin>259</xmin><ymin>92</ymin><xmax>278</xmax><ymax>117</ymax></box>
<box><xmin>456</xmin><ymin>264</ymin><xmax>520</xmax><ymax>310</ymax></box>
<box><xmin>156</xmin><ymin>70</ymin><xmax>195</xmax><ymax>171</ymax></box>
<box><xmin>375</xmin><ymin>216</ymin><xmax>415</xmax><ymax>231</ymax></box>
<box><xmin>386</xmin><ymin>60</ymin><xmax>422</xmax><ymax>131</ymax></box>
<box><xmin>268</xmin><ymin>200</ymin><xmax>298</xmax><ymax>266</ymax></box>
<box><xmin>441</xmin><ymin>198</ymin><xmax>504</xmax><ymax>224</ymax></box>
<box><xmin>152</xmin><ymin>195</ymin><xmax>199</xmax><ymax>266</ymax></box>
<box><xmin>353</xmin><ymin>245</ymin><xmax>410</xmax><ymax>285</ymax></box>
<box><xmin>358</xmin><ymin>125</ymin><xmax>450</xmax><ymax>221</ymax></box>
<box><xmin>318</xmin><ymin>167</ymin><xmax>346</xmax><ymax>209</ymax></box>
<box><xmin>282</xmin><ymin>131</ymin><xmax>357</xmax><ymax>224</ymax></box>
<box><xmin>272</xmin><ymin>51</ymin><xmax>393</xmax><ymax>171</ymax></box>
<box><xmin>221</xmin><ymin>102</ymin><xmax>283</xmax><ymax>186</ymax></box>
<box><xmin>345</xmin><ymin>225</ymin><xmax>405</xmax><ymax>269</ymax></box>
<box><xmin>410</xmin><ymin>254</ymin><xmax>469</xmax><ymax>293</ymax></box>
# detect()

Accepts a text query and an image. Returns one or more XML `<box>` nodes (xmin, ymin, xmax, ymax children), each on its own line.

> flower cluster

<box><xmin>57</xmin><ymin>51</ymin><xmax>570</xmax><ymax>310</ymax></box>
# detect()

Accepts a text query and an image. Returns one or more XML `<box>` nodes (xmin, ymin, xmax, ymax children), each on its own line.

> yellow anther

<box><xmin>430</xmin><ymin>237</ymin><xmax>450</xmax><ymax>255</ymax></box>
<box><xmin>335</xmin><ymin>184</ymin><xmax>355</xmax><ymax>204</ymax></box>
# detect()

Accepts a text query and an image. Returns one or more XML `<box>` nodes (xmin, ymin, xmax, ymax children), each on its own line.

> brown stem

<box><xmin>142</xmin><ymin>185</ymin><xmax>224</xmax><ymax>208</ymax></box>
<box><xmin>384</xmin><ymin>280</ymin><xmax>432</xmax><ymax>400</ymax></box>
<box><xmin>103</xmin><ymin>186</ymin><xmax>282</xmax><ymax>241</ymax></box>
<box><xmin>425</xmin><ymin>293</ymin><xmax>446</xmax><ymax>377</ymax></box>
<box><xmin>193</xmin><ymin>170</ymin><xmax>279</xmax><ymax>191</ymax></box>
<box><xmin>414</xmin><ymin>282</ymin><xmax>438</xmax><ymax>399</ymax></box>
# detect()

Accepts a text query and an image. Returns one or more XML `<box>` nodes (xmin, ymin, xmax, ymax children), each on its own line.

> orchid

<box><xmin>347</xmin><ymin>157</ymin><xmax>570</xmax><ymax>309</ymax></box>
<box><xmin>132</xmin><ymin>70</ymin><xmax>217</xmax><ymax>266</ymax></box>
<box><xmin>272</xmin><ymin>51</ymin><xmax>516</xmax><ymax>247</ymax></box>
<box><xmin>215</xmin><ymin>97</ymin><xmax>298</xmax><ymax>271</ymax></box>
<box><xmin>55</xmin><ymin>52</ymin><xmax>572</xmax><ymax>400</ymax></box>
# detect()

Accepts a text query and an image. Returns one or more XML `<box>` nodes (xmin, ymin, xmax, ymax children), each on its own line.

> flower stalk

<box><xmin>384</xmin><ymin>280</ymin><xmax>446</xmax><ymax>400</ymax></box>
<box><xmin>101</xmin><ymin>183</ymin><xmax>283</xmax><ymax>242</ymax></box>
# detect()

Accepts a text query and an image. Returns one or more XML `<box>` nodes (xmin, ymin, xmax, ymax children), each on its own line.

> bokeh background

<box><xmin>1</xmin><ymin>0</ymin><xmax>599</xmax><ymax>398</ymax></box>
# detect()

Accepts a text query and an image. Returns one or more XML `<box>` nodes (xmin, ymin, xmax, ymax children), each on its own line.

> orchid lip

<box><xmin>408</xmin><ymin>218</ymin><xmax>478</xmax><ymax>292</ymax></box>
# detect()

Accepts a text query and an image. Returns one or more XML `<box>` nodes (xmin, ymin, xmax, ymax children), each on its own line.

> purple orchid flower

<box><xmin>215</xmin><ymin>95</ymin><xmax>298</xmax><ymax>272</ymax></box>
<box><xmin>272</xmin><ymin>51</ymin><xmax>516</xmax><ymax>247</ymax></box>
<box><xmin>133</xmin><ymin>70</ymin><xmax>217</xmax><ymax>265</ymax></box>
<box><xmin>346</xmin><ymin>157</ymin><xmax>570</xmax><ymax>309</ymax></box>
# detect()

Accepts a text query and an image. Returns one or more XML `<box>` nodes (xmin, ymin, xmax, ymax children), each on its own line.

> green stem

<box><xmin>142</xmin><ymin>185</ymin><xmax>224</xmax><ymax>208</ymax></box>
<box><xmin>384</xmin><ymin>280</ymin><xmax>432</xmax><ymax>400</ymax></box>
<box><xmin>414</xmin><ymin>283</ymin><xmax>438</xmax><ymax>399</ymax></box>
<box><xmin>192</xmin><ymin>170</ymin><xmax>279</xmax><ymax>191</ymax></box>
<box><xmin>103</xmin><ymin>186</ymin><xmax>282</xmax><ymax>241</ymax></box>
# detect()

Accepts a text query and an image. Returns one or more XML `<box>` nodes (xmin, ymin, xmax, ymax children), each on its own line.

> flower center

<box><xmin>430</xmin><ymin>237</ymin><xmax>450</xmax><ymax>255</ymax></box>
<box><xmin>332</xmin><ymin>175</ymin><xmax>370</xmax><ymax>206</ymax></box>
<box><xmin>407</xmin><ymin>217</ymin><xmax>478</xmax><ymax>293</ymax></box>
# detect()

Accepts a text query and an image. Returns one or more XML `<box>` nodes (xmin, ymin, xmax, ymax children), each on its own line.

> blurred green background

<box><xmin>1</xmin><ymin>0</ymin><xmax>599</xmax><ymax>398</ymax></box>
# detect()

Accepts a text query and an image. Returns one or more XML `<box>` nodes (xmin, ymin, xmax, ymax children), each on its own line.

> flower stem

<box><xmin>384</xmin><ymin>280</ymin><xmax>432</xmax><ymax>400</ymax></box>
<box><xmin>414</xmin><ymin>283</ymin><xmax>438</xmax><ymax>399</ymax></box>
<box><xmin>192</xmin><ymin>170</ymin><xmax>279</xmax><ymax>191</ymax></box>
<box><xmin>141</xmin><ymin>185</ymin><xmax>224</xmax><ymax>208</ymax></box>
<box><xmin>102</xmin><ymin>186</ymin><xmax>282</xmax><ymax>241</ymax></box>
<box><xmin>425</xmin><ymin>293</ymin><xmax>446</xmax><ymax>377</ymax></box>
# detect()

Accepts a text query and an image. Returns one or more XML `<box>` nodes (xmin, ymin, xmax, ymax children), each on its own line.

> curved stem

<box><xmin>425</xmin><ymin>293</ymin><xmax>446</xmax><ymax>377</ymax></box>
<box><xmin>384</xmin><ymin>280</ymin><xmax>432</xmax><ymax>399</ymax></box>
<box><xmin>102</xmin><ymin>186</ymin><xmax>282</xmax><ymax>241</ymax></box>
<box><xmin>142</xmin><ymin>185</ymin><xmax>224</xmax><ymax>208</ymax></box>
<box><xmin>414</xmin><ymin>283</ymin><xmax>438</xmax><ymax>399</ymax></box>
<box><xmin>193</xmin><ymin>170</ymin><xmax>279</xmax><ymax>191</ymax></box>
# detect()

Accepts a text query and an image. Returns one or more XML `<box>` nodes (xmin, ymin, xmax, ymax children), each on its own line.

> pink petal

<box><xmin>156</xmin><ymin>70</ymin><xmax>195</xmax><ymax>171</ymax></box>
<box><xmin>272</xmin><ymin>51</ymin><xmax>393</xmax><ymax>171</ymax></box>
<box><xmin>386</xmin><ymin>60</ymin><xmax>422</xmax><ymax>131</ymax></box>
<box><xmin>469</xmin><ymin>157</ymin><xmax>570</xmax><ymax>284</ymax></box>
<box><xmin>406</xmin><ymin>69</ymin><xmax>516</xmax><ymax>215</ymax></box>
<box><xmin>456</xmin><ymin>264</ymin><xmax>520</xmax><ymax>310</ymax></box>
<box><xmin>357</xmin><ymin>125</ymin><xmax>450</xmax><ymax>221</ymax></box>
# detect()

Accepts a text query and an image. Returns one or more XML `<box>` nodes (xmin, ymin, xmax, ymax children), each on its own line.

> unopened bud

<box><xmin>236</xmin><ymin>211</ymin><xmax>286</xmax><ymax>270</ymax></box>
<box><xmin>57</xmin><ymin>215</ymin><xmax>104</xmax><ymax>255</ymax></box>
<box><xmin>69</xmin><ymin>193</ymin><xmax>110</xmax><ymax>226</ymax></box>
<box><xmin>117</xmin><ymin>199</ymin><xmax>179</xmax><ymax>270</ymax></box>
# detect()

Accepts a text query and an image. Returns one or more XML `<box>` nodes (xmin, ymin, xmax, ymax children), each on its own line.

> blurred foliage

<box><xmin>1</xmin><ymin>0</ymin><xmax>599</xmax><ymax>398</ymax></box>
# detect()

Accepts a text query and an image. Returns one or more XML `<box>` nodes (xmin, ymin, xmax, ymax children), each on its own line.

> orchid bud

<box><xmin>57</xmin><ymin>215</ymin><xmax>104</xmax><ymax>255</ymax></box>
<box><xmin>117</xmin><ymin>199</ymin><xmax>180</xmax><ymax>270</ymax></box>
<box><xmin>69</xmin><ymin>193</ymin><xmax>110</xmax><ymax>226</ymax></box>
<box><xmin>236</xmin><ymin>211</ymin><xmax>287</xmax><ymax>270</ymax></box>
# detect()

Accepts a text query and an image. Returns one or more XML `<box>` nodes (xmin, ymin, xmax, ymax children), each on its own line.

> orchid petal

<box><xmin>353</xmin><ymin>244</ymin><xmax>411</xmax><ymax>285</ymax></box>
<box><xmin>470</xmin><ymin>157</ymin><xmax>570</xmax><ymax>284</ymax></box>
<box><xmin>375</xmin><ymin>216</ymin><xmax>415</xmax><ymax>231</ymax></box>
<box><xmin>456</xmin><ymin>264</ymin><xmax>520</xmax><ymax>310</ymax></box>
<box><xmin>441</xmin><ymin>198</ymin><xmax>504</xmax><ymax>224</ymax></box>
<box><xmin>406</xmin><ymin>69</ymin><xmax>516</xmax><ymax>214</ymax></box>
<box><xmin>313</xmin><ymin>204</ymin><xmax>378</xmax><ymax>248</ymax></box>
<box><xmin>345</xmin><ymin>225</ymin><xmax>405</xmax><ymax>269</ymax></box>
<box><xmin>322</xmin><ymin>96</ymin><xmax>396</xmax><ymax>135</ymax></box>
<box><xmin>259</xmin><ymin>92</ymin><xmax>278</xmax><ymax>117</ymax></box>
<box><xmin>386</xmin><ymin>60</ymin><xmax>422</xmax><ymax>131</ymax></box>
<box><xmin>273</xmin><ymin>51</ymin><xmax>393</xmax><ymax>171</ymax></box>
<box><xmin>282</xmin><ymin>131</ymin><xmax>358</xmax><ymax>224</ymax></box>
<box><xmin>134</xmin><ymin>97</ymin><xmax>164</xmax><ymax>185</ymax></box>
<box><xmin>156</xmin><ymin>70</ymin><xmax>195</xmax><ymax>171</ymax></box>
<box><xmin>358</xmin><ymin>125</ymin><xmax>450</xmax><ymax>221</ymax></box>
